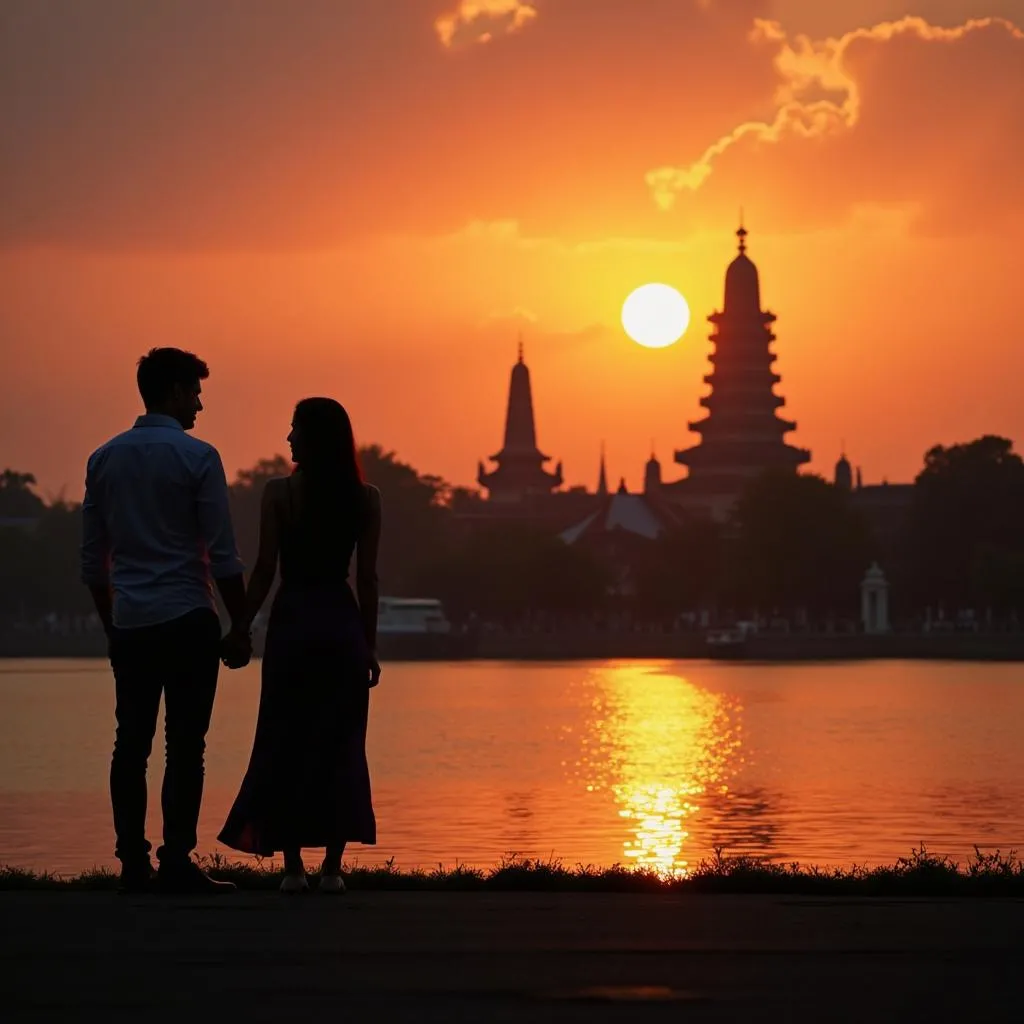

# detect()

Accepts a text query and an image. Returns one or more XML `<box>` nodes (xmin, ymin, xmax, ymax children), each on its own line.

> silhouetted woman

<box><xmin>218</xmin><ymin>398</ymin><xmax>381</xmax><ymax>893</ymax></box>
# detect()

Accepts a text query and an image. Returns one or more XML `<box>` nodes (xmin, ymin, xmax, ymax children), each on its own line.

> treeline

<box><xmin>3</xmin><ymin>436</ymin><xmax>1024</xmax><ymax>628</ymax></box>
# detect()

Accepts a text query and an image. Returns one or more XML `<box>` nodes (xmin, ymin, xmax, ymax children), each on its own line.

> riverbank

<box><xmin>5</xmin><ymin>628</ymin><xmax>1024</xmax><ymax>660</ymax></box>
<box><xmin>5</xmin><ymin>886</ymin><xmax>1023</xmax><ymax>1022</ymax></box>
<box><xmin>5</xmin><ymin>847</ymin><xmax>1024</xmax><ymax>897</ymax></box>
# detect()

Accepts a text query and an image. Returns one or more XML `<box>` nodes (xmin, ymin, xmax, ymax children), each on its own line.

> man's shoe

<box><xmin>157</xmin><ymin>859</ymin><xmax>236</xmax><ymax>895</ymax></box>
<box><xmin>117</xmin><ymin>861</ymin><xmax>155</xmax><ymax>895</ymax></box>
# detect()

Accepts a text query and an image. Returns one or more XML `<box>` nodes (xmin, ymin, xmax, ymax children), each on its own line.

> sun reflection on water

<box><xmin>575</xmin><ymin>663</ymin><xmax>744</xmax><ymax>877</ymax></box>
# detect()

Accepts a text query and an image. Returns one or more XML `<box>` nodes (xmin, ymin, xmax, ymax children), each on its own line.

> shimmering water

<box><xmin>2</xmin><ymin>658</ymin><xmax>1024</xmax><ymax>876</ymax></box>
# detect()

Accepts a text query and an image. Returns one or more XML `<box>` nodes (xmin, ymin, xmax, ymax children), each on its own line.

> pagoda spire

<box><xmin>597</xmin><ymin>443</ymin><xmax>609</xmax><ymax>497</ymax></box>
<box><xmin>501</xmin><ymin>340</ymin><xmax>539</xmax><ymax>451</ymax></box>
<box><xmin>477</xmin><ymin>340</ymin><xmax>563</xmax><ymax>502</ymax></box>
<box><xmin>644</xmin><ymin>443</ymin><xmax>662</xmax><ymax>494</ymax></box>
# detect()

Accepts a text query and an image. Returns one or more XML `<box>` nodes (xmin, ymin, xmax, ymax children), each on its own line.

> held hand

<box><xmin>368</xmin><ymin>652</ymin><xmax>382</xmax><ymax>688</ymax></box>
<box><xmin>221</xmin><ymin>628</ymin><xmax>252</xmax><ymax>670</ymax></box>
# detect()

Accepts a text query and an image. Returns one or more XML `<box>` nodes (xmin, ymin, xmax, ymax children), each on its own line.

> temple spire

<box><xmin>724</xmin><ymin>221</ymin><xmax>760</xmax><ymax>313</ymax></box>
<box><xmin>597</xmin><ymin>443</ymin><xmax>608</xmax><ymax>497</ymax></box>
<box><xmin>502</xmin><ymin>340</ymin><xmax>538</xmax><ymax>450</ymax></box>
<box><xmin>644</xmin><ymin>443</ymin><xmax>662</xmax><ymax>494</ymax></box>
<box><xmin>477</xmin><ymin>341</ymin><xmax>563</xmax><ymax>501</ymax></box>
<box><xmin>517</xmin><ymin>333</ymin><xmax>524</xmax><ymax>364</ymax></box>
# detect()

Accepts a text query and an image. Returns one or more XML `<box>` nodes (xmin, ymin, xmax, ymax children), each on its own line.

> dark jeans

<box><xmin>109</xmin><ymin>608</ymin><xmax>221</xmax><ymax>868</ymax></box>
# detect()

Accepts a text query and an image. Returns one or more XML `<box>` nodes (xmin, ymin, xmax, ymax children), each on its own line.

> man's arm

<box><xmin>195</xmin><ymin>448</ymin><xmax>247</xmax><ymax>632</ymax></box>
<box><xmin>80</xmin><ymin>457</ymin><xmax>113</xmax><ymax>635</ymax></box>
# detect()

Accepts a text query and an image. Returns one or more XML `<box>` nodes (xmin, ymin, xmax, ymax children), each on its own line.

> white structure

<box><xmin>377</xmin><ymin>598</ymin><xmax>451</xmax><ymax>635</ymax></box>
<box><xmin>860</xmin><ymin>562</ymin><xmax>890</xmax><ymax>634</ymax></box>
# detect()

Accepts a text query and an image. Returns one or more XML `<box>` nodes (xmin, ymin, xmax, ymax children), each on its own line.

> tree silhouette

<box><xmin>633</xmin><ymin>516</ymin><xmax>725</xmax><ymax>617</ymax></box>
<box><xmin>0</xmin><ymin>469</ymin><xmax>45</xmax><ymax>518</ymax></box>
<box><xmin>729</xmin><ymin>471</ymin><xmax>870</xmax><ymax>619</ymax></box>
<box><xmin>902</xmin><ymin>436</ymin><xmax>1024</xmax><ymax>613</ymax></box>
<box><xmin>421</xmin><ymin>522</ymin><xmax>609</xmax><ymax>623</ymax></box>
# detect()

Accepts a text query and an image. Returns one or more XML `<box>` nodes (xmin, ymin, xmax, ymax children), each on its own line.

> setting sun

<box><xmin>621</xmin><ymin>284</ymin><xmax>691</xmax><ymax>349</ymax></box>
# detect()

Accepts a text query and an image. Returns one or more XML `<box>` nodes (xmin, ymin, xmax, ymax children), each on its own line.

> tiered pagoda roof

<box><xmin>674</xmin><ymin>226</ymin><xmax>810</xmax><ymax>498</ymax></box>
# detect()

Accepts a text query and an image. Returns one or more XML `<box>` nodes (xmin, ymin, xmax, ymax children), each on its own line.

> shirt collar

<box><xmin>133</xmin><ymin>413</ymin><xmax>184</xmax><ymax>431</ymax></box>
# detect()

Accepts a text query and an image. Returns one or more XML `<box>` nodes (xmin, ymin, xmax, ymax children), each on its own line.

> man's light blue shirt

<box><xmin>81</xmin><ymin>414</ymin><xmax>245</xmax><ymax>629</ymax></box>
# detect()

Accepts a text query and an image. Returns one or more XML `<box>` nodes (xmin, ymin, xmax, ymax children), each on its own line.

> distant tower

<box><xmin>860</xmin><ymin>562</ymin><xmax>890</xmax><ymax>634</ymax></box>
<box><xmin>644</xmin><ymin>445</ymin><xmax>662</xmax><ymax>495</ymax></box>
<box><xmin>835</xmin><ymin>449</ymin><xmax>853</xmax><ymax>492</ymax></box>
<box><xmin>856</xmin><ymin>466</ymin><xmax>863</xmax><ymax>490</ymax></box>
<box><xmin>597</xmin><ymin>443</ymin><xmax>609</xmax><ymax>497</ymax></box>
<box><xmin>477</xmin><ymin>340</ymin><xmax>563</xmax><ymax>503</ymax></box>
<box><xmin>673</xmin><ymin>225</ymin><xmax>810</xmax><ymax>515</ymax></box>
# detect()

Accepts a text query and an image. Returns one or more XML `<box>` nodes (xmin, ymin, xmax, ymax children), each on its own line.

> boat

<box><xmin>705</xmin><ymin>621</ymin><xmax>756</xmax><ymax>659</ymax></box>
<box><xmin>378</xmin><ymin>597</ymin><xmax>451</xmax><ymax>636</ymax></box>
<box><xmin>252</xmin><ymin>596</ymin><xmax>474</xmax><ymax>660</ymax></box>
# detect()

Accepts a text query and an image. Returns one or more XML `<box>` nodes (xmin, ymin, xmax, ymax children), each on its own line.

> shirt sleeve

<box><xmin>196</xmin><ymin>447</ymin><xmax>246</xmax><ymax>578</ymax></box>
<box><xmin>80</xmin><ymin>455</ymin><xmax>111</xmax><ymax>586</ymax></box>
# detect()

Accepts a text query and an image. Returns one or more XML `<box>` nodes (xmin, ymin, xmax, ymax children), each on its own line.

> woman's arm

<box><xmin>242</xmin><ymin>477</ymin><xmax>284</xmax><ymax>629</ymax></box>
<box><xmin>355</xmin><ymin>485</ymin><xmax>381</xmax><ymax>652</ymax></box>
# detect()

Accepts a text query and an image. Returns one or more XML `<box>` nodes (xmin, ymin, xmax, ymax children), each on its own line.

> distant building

<box><xmin>477</xmin><ymin>340</ymin><xmax>563</xmax><ymax>504</ymax></box>
<box><xmin>666</xmin><ymin>225</ymin><xmax>811</xmax><ymax>519</ymax></box>
<box><xmin>596</xmin><ymin>443</ymin><xmax>609</xmax><ymax>498</ymax></box>
<box><xmin>643</xmin><ymin>449</ymin><xmax>662</xmax><ymax>496</ymax></box>
<box><xmin>823</xmin><ymin>449</ymin><xmax>912</xmax><ymax>549</ymax></box>
<box><xmin>560</xmin><ymin>477</ymin><xmax>685</xmax><ymax>597</ymax></box>
<box><xmin>458</xmin><ymin>341</ymin><xmax>592</xmax><ymax>531</ymax></box>
<box><xmin>561</xmin><ymin>477</ymin><xmax>682</xmax><ymax>547</ymax></box>
<box><xmin>467</xmin><ymin>222</ymin><xmax>914</xmax><ymax>545</ymax></box>
<box><xmin>834</xmin><ymin>452</ymin><xmax>853</xmax><ymax>492</ymax></box>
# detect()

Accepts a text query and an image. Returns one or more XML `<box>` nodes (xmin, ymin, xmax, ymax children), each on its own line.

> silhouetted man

<box><xmin>81</xmin><ymin>347</ymin><xmax>252</xmax><ymax>894</ymax></box>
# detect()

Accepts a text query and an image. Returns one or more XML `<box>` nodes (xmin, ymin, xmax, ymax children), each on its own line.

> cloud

<box><xmin>0</xmin><ymin>0</ymin><xmax>769</xmax><ymax>250</ymax></box>
<box><xmin>646</xmin><ymin>15</ymin><xmax>1024</xmax><ymax>212</ymax></box>
<box><xmin>21</xmin><ymin>0</ymin><xmax>1014</xmax><ymax>249</ymax></box>
<box><xmin>435</xmin><ymin>0</ymin><xmax>539</xmax><ymax>49</ymax></box>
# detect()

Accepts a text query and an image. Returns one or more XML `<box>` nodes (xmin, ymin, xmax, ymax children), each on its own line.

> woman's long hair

<box><xmin>292</xmin><ymin>397</ymin><xmax>365</xmax><ymax>538</ymax></box>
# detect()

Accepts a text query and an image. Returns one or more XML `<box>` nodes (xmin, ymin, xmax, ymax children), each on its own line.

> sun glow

<box><xmin>621</xmin><ymin>283</ymin><xmax>691</xmax><ymax>349</ymax></box>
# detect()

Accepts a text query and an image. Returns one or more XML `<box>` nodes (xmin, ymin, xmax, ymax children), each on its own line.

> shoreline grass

<box><xmin>3</xmin><ymin>846</ymin><xmax>1024</xmax><ymax>896</ymax></box>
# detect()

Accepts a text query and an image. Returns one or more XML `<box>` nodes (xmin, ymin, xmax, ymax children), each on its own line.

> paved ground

<box><xmin>4</xmin><ymin>890</ymin><xmax>1024</xmax><ymax>1022</ymax></box>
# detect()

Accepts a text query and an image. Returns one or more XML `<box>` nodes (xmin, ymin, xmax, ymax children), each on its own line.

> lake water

<box><xmin>2</xmin><ymin>658</ymin><xmax>1024</xmax><ymax>877</ymax></box>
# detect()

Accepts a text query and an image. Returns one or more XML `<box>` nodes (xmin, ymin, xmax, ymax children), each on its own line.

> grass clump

<box><xmin>3</xmin><ymin>846</ymin><xmax>1023</xmax><ymax>897</ymax></box>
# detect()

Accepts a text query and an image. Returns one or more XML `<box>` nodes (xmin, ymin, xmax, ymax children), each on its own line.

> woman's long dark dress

<box><xmin>218</xmin><ymin>481</ymin><xmax>376</xmax><ymax>856</ymax></box>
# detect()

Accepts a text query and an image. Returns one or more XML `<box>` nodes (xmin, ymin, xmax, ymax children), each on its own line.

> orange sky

<box><xmin>2</xmin><ymin>0</ymin><xmax>1022</xmax><ymax>499</ymax></box>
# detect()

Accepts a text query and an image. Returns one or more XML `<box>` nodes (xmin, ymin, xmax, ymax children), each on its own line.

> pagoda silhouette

<box><xmin>668</xmin><ymin>224</ymin><xmax>811</xmax><ymax>517</ymax></box>
<box><xmin>468</xmin><ymin>223</ymin><xmax>912</xmax><ymax>545</ymax></box>
<box><xmin>477</xmin><ymin>339</ymin><xmax>563</xmax><ymax>503</ymax></box>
